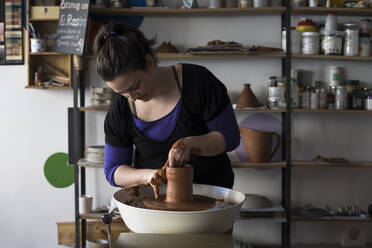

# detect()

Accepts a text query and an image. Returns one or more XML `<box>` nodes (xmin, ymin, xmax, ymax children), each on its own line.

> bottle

<box><xmin>328</xmin><ymin>86</ymin><xmax>336</xmax><ymax>109</ymax></box>
<box><xmin>290</xmin><ymin>70</ymin><xmax>299</xmax><ymax>108</ymax></box>
<box><xmin>351</xmin><ymin>89</ymin><xmax>363</xmax><ymax>110</ymax></box>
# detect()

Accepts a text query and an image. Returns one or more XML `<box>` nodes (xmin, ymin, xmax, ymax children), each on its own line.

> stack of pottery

<box><xmin>86</xmin><ymin>146</ymin><xmax>105</xmax><ymax>163</ymax></box>
<box><xmin>155</xmin><ymin>41</ymin><xmax>179</xmax><ymax>53</ymax></box>
<box><xmin>91</xmin><ymin>87</ymin><xmax>115</xmax><ymax>107</ymax></box>
<box><xmin>236</xmin><ymin>84</ymin><xmax>262</xmax><ymax>109</ymax></box>
<box><xmin>240</xmin><ymin>128</ymin><xmax>280</xmax><ymax>163</ymax></box>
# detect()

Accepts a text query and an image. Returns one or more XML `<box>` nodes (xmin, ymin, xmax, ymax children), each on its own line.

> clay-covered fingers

<box><xmin>168</xmin><ymin>148</ymin><xmax>190</xmax><ymax>167</ymax></box>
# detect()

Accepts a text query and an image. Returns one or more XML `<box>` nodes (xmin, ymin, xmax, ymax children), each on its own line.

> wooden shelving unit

<box><xmin>90</xmin><ymin>7</ymin><xmax>286</xmax><ymax>16</ymax></box>
<box><xmin>231</xmin><ymin>161</ymin><xmax>286</xmax><ymax>168</ymax></box>
<box><xmin>292</xmin><ymin>216</ymin><xmax>372</xmax><ymax>222</ymax></box>
<box><xmin>26</xmin><ymin>3</ymin><xmax>72</xmax><ymax>89</ymax></box>
<box><xmin>292</xmin><ymin>54</ymin><xmax>372</xmax><ymax>62</ymax></box>
<box><xmin>292</xmin><ymin>7</ymin><xmax>372</xmax><ymax>16</ymax></box>
<box><xmin>292</xmin><ymin>161</ymin><xmax>372</xmax><ymax>168</ymax></box>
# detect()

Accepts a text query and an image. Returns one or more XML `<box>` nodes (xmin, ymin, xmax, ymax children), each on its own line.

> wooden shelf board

<box><xmin>292</xmin><ymin>215</ymin><xmax>372</xmax><ymax>222</ymax></box>
<box><xmin>77</xmin><ymin>159</ymin><xmax>104</xmax><ymax>168</ymax></box>
<box><xmin>292</xmin><ymin>7</ymin><xmax>372</xmax><ymax>16</ymax></box>
<box><xmin>235</xmin><ymin>108</ymin><xmax>286</xmax><ymax>113</ymax></box>
<box><xmin>29</xmin><ymin>17</ymin><xmax>58</xmax><ymax>21</ymax></box>
<box><xmin>232</xmin><ymin>161</ymin><xmax>286</xmax><ymax>168</ymax></box>
<box><xmin>292</xmin><ymin>54</ymin><xmax>372</xmax><ymax>61</ymax></box>
<box><xmin>79</xmin><ymin>106</ymin><xmax>110</xmax><ymax>112</ymax></box>
<box><xmin>29</xmin><ymin>52</ymin><xmax>64</xmax><ymax>56</ymax></box>
<box><xmin>293</xmin><ymin>109</ymin><xmax>372</xmax><ymax>114</ymax></box>
<box><xmin>90</xmin><ymin>7</ymin><xmax>286</xmax><ymax>16</ymax></box>
<box><xmin>237</xmin><ymin>216</ymin><xmax>287</xmax><ymax>223</ymax></box>
<box><xmin>292</xmin><ymin>161</ymin><xmax>372</xmax><ymax>168</ymax></box>
<box><xmin>86</xmin><ymin>52</ymin><xmax>285</xmax><ymax>60</ymax></box>
<box><xmin>25</xmin><ymin>85</ymin><xmax>71</xmax><ymax>89</ymax></box>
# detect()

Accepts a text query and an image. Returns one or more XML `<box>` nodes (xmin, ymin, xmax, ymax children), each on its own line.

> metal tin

<box><xmin>321</xmin><ymin>31</ymin><xmax>343</xmax><ymax>55</ymax></box>
<box><xmin>302</xmin><ymin>32</ymin><xmax>320</xmax><ymax>55</ymax></box>
<box><xmin>335</xmin><ymin>86</ymin><xmax>347</xmax><ymax>110</ymax></box>
<box><xmin>344</xmin><ymin>23</ymin><xmax>360</xmax><ymax>56</ymax></box>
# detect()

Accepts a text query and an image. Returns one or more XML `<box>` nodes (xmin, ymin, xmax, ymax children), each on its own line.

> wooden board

<box><xmin>57</xmin><ymin>220</ymin><xmax>129</xmax><ymax>246</ymax></box>
<box><xmin>113</xmin><ymin>233</ymin><xmax>234</xmax><ymax>248</ymax></box>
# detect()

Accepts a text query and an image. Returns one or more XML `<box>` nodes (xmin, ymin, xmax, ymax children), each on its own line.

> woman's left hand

<box><xmin>168</xmin><ymin>138</ymin><xmax>191</xmax><ymax>167</ymax></box>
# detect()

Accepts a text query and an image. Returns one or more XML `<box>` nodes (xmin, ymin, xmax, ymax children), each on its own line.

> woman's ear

<box><xmin>145</xmin><ymin>54</ymin><xmax>155</xmax><ymax>69</ymax></box>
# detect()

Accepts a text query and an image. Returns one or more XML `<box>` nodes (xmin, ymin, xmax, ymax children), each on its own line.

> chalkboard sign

<box><xmin>56</xmin><ymin>0</ymin><xmax>90</xmax><ymax>55</ymax></box>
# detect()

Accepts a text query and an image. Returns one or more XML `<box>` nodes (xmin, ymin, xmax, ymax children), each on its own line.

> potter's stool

<box><xmin>113</xmin><ymin>233</ymin><xmax>234</xmax><ymax>248</ymax></box>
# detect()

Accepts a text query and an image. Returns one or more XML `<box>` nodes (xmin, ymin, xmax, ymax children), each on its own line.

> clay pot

<box><xmin>236</xmin><ymin>84</ymin><xmax>262</xmax><ymax>108</ymax></box>
<box><xmin>240</xmin><ymin>128</ymin><xmax>280</xmax><ymax>163</ymax></box>
<box><xmin>165</xmin><ymin>165</ymin><xmax>193</xmax><ymax>204</ymax></box>
<box><xmin>156</xmin><ymin>41</ymin><xmax>179</xmax><ymax>53</ymax></box>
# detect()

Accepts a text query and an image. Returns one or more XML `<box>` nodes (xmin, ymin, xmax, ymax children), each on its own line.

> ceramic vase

<box><xmin>240</xmin><ymin>128</ymin><xmax>280</xmax><ymax>163</ymax></box>
<box><xmin>236</xmin><ymin>84</ymin><xmax>262</xmax><ymax>108</ymax></box>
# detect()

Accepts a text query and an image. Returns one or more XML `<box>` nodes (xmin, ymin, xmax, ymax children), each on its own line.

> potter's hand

<box><xmin>168</xmin><ymin>138</ymin><xmax>192</xmax><ymax>167</ymax></box>
<box><xmin>146</xmin><ymin>169</ymin><xmax>166</xmax><ymax>199</ymax></box>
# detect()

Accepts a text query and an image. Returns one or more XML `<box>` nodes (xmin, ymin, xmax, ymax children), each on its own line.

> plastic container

<box><xmin>325</xmin><ymin>13</ymin><xmax>338</xmax><ymax>32</ymax></box>
<box><xmin>329</xmin><ymin>65</ymin><xmax>342</xmax><ymax>86</ymax></box>
<box><xmin>297</xmin><ymin>19</ymin><xmax>317</xmax><ymax>32</ymax></box>
<box><xmin>321</xmin><ymin>31</ymin><xmax>343</xmax><ymax>55</ymax></box>
<box><xmin>282</xmin><ymin>27</ymin><xmax>302</xmax><ymax>54</ymax></box>
<box><xmin>302</xmin><ymin>32</ymin><xmax>320</xmax><ymax>54</ymax></box>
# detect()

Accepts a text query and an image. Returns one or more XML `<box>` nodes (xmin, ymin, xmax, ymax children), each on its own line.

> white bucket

<box><xmin>30</xmin><ymin>38</ymin><xmax>46</xmax><ymax>53</ymax></box>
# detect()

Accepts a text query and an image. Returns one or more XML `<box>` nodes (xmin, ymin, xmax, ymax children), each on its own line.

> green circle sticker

<box><xmin>44</xmin><ymin>152</ymin><xmax>74</xmax><ymax>188</ymax></box>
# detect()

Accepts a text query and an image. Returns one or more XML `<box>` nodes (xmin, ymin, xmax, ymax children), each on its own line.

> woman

<box><xmin>94</xmin><ymin>22</ymin><xmax>240</xmax><ymax>190</ymax></box>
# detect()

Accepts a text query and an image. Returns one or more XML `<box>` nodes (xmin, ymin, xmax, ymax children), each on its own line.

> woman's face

<box><xmin>107</xmin><ymin>70</ymin><xmax>154</xmax><ymax>102</ymax></box>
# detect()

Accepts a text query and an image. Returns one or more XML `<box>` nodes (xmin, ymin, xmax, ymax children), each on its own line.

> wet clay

<box><xmin>143</xmin><ymin>166</ymin><xmax>216</xmax><ymax>211</ymax></box>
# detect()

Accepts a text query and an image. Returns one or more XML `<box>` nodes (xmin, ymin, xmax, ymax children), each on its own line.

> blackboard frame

<box><xmin>56</xmin><ymin>0</ymin><xmax>90</xmax><ymax>56</ymax></box>
<box><xmin>0</xmin><ymin>0</ymin><xmax>24</xmax><ymax>65</ymax></box>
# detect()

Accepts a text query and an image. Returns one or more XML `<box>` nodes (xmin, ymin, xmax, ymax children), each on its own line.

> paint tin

<box><xmin>302</xmin><ymin>32</ymin><xmax>320</xmax><ymax>54</ymax></box>
<box><xmin>321</xmin><ymin>31</ymin><xmax>343</xmax><ymax>55</ymax></box>
<box><xmin>344</xmin><ymin>23</ymin><xmax>360</xmax><ymax>56</ymax></box>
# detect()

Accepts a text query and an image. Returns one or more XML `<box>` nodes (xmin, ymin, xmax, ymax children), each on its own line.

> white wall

<box><xmin>1</xmin><ymin>4</ymin><xmax>371</xmax><ymax>247</ymax></box>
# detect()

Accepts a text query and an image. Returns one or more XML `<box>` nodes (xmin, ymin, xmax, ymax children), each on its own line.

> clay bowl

<box><xmin>113</xmin><ymin>184</ymin><xmax>245</xmax><ymax>234</ymax></box>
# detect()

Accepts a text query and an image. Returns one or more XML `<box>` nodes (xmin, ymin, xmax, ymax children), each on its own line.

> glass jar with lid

<box><xmin>344</xmin><ymin>22</ymin><xmax>360</xmax><ymax>56</ymax></box>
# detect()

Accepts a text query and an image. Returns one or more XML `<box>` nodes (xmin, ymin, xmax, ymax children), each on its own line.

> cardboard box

<box><xmin>31</xmin><ymin>6</ymin><xmax>60</xmax><ymax>19</ymax></box>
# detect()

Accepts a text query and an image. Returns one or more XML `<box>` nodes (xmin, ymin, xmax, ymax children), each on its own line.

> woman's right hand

<box><xmin>145</xmin><ymin>169</ymin><xmax>167</xmax><ymax>199</ymax></box>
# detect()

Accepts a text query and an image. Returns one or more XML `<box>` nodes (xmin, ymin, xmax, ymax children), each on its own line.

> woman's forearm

<box><xmin>113</xmin><ymin>165</ymin><xmax>154</xmax><ymax>188</ymax></box>
<box><xmin>183</xmin><ymin>131</ymin><xmax>226</xmax><ymax>157</ymax></box>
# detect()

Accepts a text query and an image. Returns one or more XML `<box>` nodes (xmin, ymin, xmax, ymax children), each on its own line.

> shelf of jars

<box><xmin>292</xmin><ymin>54</ymin><xmax>372</xmax><ymax>61</ymax></box>
<box><xmin>291</xmin><ymin>7</ymin><xmax>372</xmax><ymax>16</ymax></box>
<box><xmin>25</xmin><ymin>85</ymin><xmax>72</xmax><ymax>89</ymax></box>
<box><xmin>79</xmin><ymin>106</ymin><xmax>110</xmax><ymax>112</ymax></box>
<box><xmin>77</xmin><ymin>159</ymin><xmax>104</xmax><ymax>168</ymax></box>
<box><xmin>29</xmin><ymin>52</ymin><xmax>65</xmax><ymax>56</ymax></box>
<box><xmin>234</xmin><ymin>108</ymin><xmax>286</xmax><ymax>113</ymax></box>
<box><xmin>293</xmin><ymin>245</ymin><xmax>372</xmax><ymax>248</ymax></box>
<box><xmin>292</xmin><ymin>215</ymin><xmax>372</xmax><ymax>222</ymax></box>
<box><xmin>231</xmin><ymin>161</ymin><xmax>286</xmax><ymax>168</ymax></box>
<box><xmin>90</xmin><ymin>7</ymin><xmax>286</xmax><ymax>17</ymax></box>
<box><xmin>292</xmin><ymin>161</ymin><xmax>372</xmax><ymax>168</ymax></box>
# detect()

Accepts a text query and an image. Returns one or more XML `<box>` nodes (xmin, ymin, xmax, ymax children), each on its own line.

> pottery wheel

<box><xmin>143</xmin><ymin>194</ymin><xmax>216</xmax><ymax>211</ymax></box>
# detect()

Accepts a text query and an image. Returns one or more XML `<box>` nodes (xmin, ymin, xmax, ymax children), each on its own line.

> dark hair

<box><xmin>94</xmin><ymin>22</ymin><xmax>157</xmax><ymax>81</ymax></box>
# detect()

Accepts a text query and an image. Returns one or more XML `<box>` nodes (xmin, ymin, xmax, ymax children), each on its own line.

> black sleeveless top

<box><xmin>104</xmin><ymin>64</ymin><xmax>234</xmax><ymax>188</ymax></box>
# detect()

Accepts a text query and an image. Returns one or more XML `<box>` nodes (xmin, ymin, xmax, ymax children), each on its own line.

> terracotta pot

<box><xmin>165</xmin><ymin>165</ymin><xmax>193</xmax><ymax>204</ymax></box>
<box><xmin>240</xmin><ymin>128</ymin><xmax>280</xmax><ymax>163</ymax></box>
<box><xmin>236</xmin><ymin>84</ymin><xmax>262</xmax><ymax>108</ymax></box>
